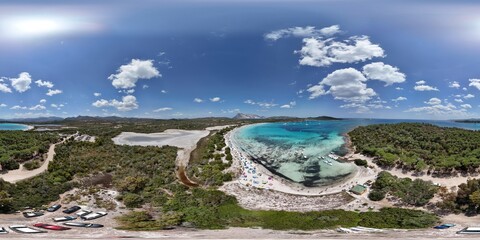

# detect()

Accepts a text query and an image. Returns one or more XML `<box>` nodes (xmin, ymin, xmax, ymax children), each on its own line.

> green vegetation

<box><xmin>0</xmin><ymin>131</ymin><xmax>59</xmax><ymax>170</ymax></box>
<box><xmin>349</xmin><ymin>123</ymin><xmax>480</xmax><ymax>172</ymax></box>
<box><xmin>354</xmin><ymin>159</ymin><xmax>368</xmax><ymax>167</ymax></box>
<box><xmin>368</xmin><ymin>171</ymin><xmax>437</xmax><ymax>206</ymax></box>
<box><xmin>438</xmin><ymin>178</ymin><xmax>480</xmax><ymax>215</ymax></box>
<box><xmin>23</xmin><ymin>160</ymin><xmax>41</xmax><ymax>170</ymax></box>
<box><xmin>187</xmin><ymin>126</ymin><xmax>235</xmax><ymax>186</ymax></box>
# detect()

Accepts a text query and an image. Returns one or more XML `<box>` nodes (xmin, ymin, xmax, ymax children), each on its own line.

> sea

<box><xmin>0</xmin><ymin>123</ymin><xmax>31</xmax><ymax>131</ymax></box>
<box><xmin>232</xmin><ymin>119</ymin><xmax>480</xmax><ymax>187</ymax></box>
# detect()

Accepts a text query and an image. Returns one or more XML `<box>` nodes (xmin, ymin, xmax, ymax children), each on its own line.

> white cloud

<box><xmin>405</xmin><ymin>102</ymin><xmax>467</xmax><ymax>116</ymax></box>
<box><xmin>10</xmin><ymin>72</ymin><xmax>32</xmax><ymax>92</ymax></box>
<box><xmin>92</xmin><ymin>95</ymin><xmax>139</xmax><ymax>111</ymax></box>
<box><xmin>425</xmin><ymin>98</ymin><xmax>442</xmax><ymax>105</ymax></box>
<box><xmin>10</xmin><ymin>105</ymin><xmax>27</xmax><ymax>110</ymax></box>
<box><xmin>35</xmin><ymin>80</ymin><xmax>54</xmax><ymax>88</ymax></box>
<box><xmin>161</xmin><ymin>90</ymin><xmax>167</xmax><ymax>94</ymax></box>
<box><xmin>280</xmin><ymin>101</ymin><xmax>296</xmax><ymax>109</ymax></box>
<box><xmin>94</xmin><ymin>92</ymin><xmax>101</xmax><ymax>97</ymax></box>
<box><xmin>264</xmin><ymin>25</ymin><xmax>340</xmax><ymax>41</ymax></box>
<box><xmin>108</xmin><ymin>59</ymin><xmax>161</xmax><ymax>89</ymax></box>
<box><xmin>308</xmin><ymin>68</ymin><xmax>375</xmax><ymax>103</ymax></box>
<box><xmin>454</xmin><ymin>98</ymin><xmax>463</xmax><ymax>103</ymax></box>
<box><xmin>0</xmin><ymin>82</ymin><xmax>12</xmax><ymax>93</ymax></box>
<box><xmin>469</xmin><ymin>79</ymin><xmax>480</xmax><ymax>90</ymax></box>
<box><xmin>414</xmin><ymin>84</ymin><xmax>439</xmax><ymax>91</ymax></box>
<box><xmin>46</xmin><ymin>89</ymin><xmax>63</xmax><ymax>96</ymax></box>
<box><xmin>461</xmin><ymin>104</ymin><xmax>472</xmax><ymax>109</ymax></box>
<box><xmin>0</xmin><ymin>103</ymin><xmax>7</xmax><ymax>107</ymax></box>
<box><xmin>194</xmin><ymin>98</ymin><xmax>204</xmax><ymax>103</ymax></box>
<box><xmin>415</xmin><ymin>80</ymin><xmax>426</xmax><ymax>85</ymax></box>
<box><xmin>395</xmin><ymin>87</ymin><xmax>403</xmax><ymax>90</ymax></box>
<box><xmin>39</xmin><ymin>99</ymin><xmax>47</xmax><ymax>103</ymax></box>
<box><xmin>296</xmin><ymin>36</ymin><xmax>384</xmax><ymax>67</ymax></box>
<box><xmin>244</xmin><ymin>99</ymin><xmax>278</xmax><ymax>108</ymax></box>
<box><xmin>464</xmin><ymin>94</ymin><xmax>475</xmax><ymax>99</ymax></box>
<box><xmin>29</xmin><ymin>104</ymin><xmax>46</xmax><ymax>111</ymax></box>
<box><xmin>362</xmin><ymin>62</ymin><xmax>406</xmax><ymax>86</ymax></box>
<box><xmin>142</xmin><ymin>84</ymin><xmax>149</xmax><ymax>89</ymax></box>
<box><xmin>463</xmin><ymin>87</ymin><xmax>468</xmax><ymax>91</ymax></box>
<box><xmin>210</xmin><ymin>97</ymin><xmax>221</xmax><ymax>102</ymax></box>
<box><xmin>449</xmin><ymin>81</ymin><xmax>460</xmax><ymax>89</ymax></box>
<box><xmin>392</xmin><ymin>96</ymin><xmax>407</xmax><ymax>102</ymax></box>
<box><xmin>153</xmin><ymin>107</ymin><xmax>173</xmax><ymax>112</ymax></box>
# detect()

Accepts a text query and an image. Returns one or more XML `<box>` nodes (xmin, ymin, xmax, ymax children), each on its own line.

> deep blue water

<box><xmin>0</xmin><ymin>123</ymin><xmax>31</xmax><ymax>131</ymax></box>
<box><xmin>233</xmin><ymin>119</ymin><xmax>480</xmax><ymax>186</ymax></box>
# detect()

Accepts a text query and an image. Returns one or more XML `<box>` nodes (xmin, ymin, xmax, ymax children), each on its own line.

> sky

<box><xmin>1</xmin><ymin>0</ymin><xmax>480</xmax><ymax>120</ymax></box>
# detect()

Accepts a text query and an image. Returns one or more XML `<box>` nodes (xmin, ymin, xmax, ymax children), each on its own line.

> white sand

<box><xmin>112</xmin><ymin>130</ymin><xmax>210</xmax><ymax>150</ymax></box>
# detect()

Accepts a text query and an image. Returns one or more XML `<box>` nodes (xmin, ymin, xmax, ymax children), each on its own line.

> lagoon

<box><xmin>0</xmin><ymin>123</ymin><xmax>32</xmax><ymax>131</ymax></box>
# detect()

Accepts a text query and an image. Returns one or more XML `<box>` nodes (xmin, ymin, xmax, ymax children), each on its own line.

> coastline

<box><xmin>223</xmin><ymin>124</ymin><xmax>379</xmax><ymax>197</ymax></box>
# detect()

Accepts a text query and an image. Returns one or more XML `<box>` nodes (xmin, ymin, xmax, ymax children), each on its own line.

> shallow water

<box><xmin>233</xmin><ymin>119</ymin><xmax>480</xmax><ymax>187</ymax></box>
<box><xmin>0</xmin><ymin>123</ymin><xmax>30</xmax><ymax>131</ymax></box>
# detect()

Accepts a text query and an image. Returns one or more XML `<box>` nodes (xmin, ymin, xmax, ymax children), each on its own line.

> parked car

<box><xmin>9</xmin><ymin>225</ymin><xmax>47</xmax><ymax>234</ymax></box>
<box><xmin>47</xmin><ymin>204</ymin><xmax>62</xmax><ymax>212</ymax></box>
<box><xmin>63</xmin><ymin>222</ymin><xmax>104</xmax><ymax>228</ymax></box>
<box><xmin>33</xmin><ymin>223</ymin><xmax>71</xmax><ymax>231</ymax></box>
<box><xmin>81</xmin><ymin>211</ymin><xmax>108</xmax><ymax>220</ymax></box>
<box><xmin>22</xmin><ymin>212</ymin><xmax>44</xmax><ymax>218</ymax></box>
<box><xmin>76</xmin><ymin>209</ymin><xmax>92</xmax><ymax>217</ymax></box>
<box><xmin>434</xmin><ymin>225</ymin><xmax>450</xmax><ymax>229</ymax></box>
<box><xmin>62</xmin><ymin>206</ymin><xmax>81</xmax><ymax>214</ymax></box>
<box><xmin>52</xmin><ymin>216</ymin><xmax>77</xmax><ymax>222</ymax></box>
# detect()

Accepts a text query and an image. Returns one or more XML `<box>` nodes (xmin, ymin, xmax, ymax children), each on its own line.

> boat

<box><xmin>33</xmin><ymin>223</ymin><xmax>71</xmax><ymax>231</ymax></box>
<box><xmin>53</xmin><ymin>216</ymin><xmax>77</xmax><ymax>222</ymax></box>
<box><xmin>63</xmin><ymin>206</ymin><xmax>81</xmax><ymax>214</ymax></box>
<box><xmin>0</xmin><ymin>227</ymin><xmax>8</xmax><ymax>234</ymax></box>
<box><xmin>81</xmin><ymin>211</ymin><xmax>108</xmax><ymax>220</ymax></box>
<box><xmin>76</xmin><ymin>209</ymin><xmax>92</xmax><ymax>217</ymax></box>
<box><xmin>9</xmin><ymin>225</ymin><xmax>47</xmax><ymax>234</ymax></box>
<box><xmin>47</xmin><ymin>204</ymin><xmax>62</xmax><ymax>212</ymax></box>
<box><xmin>22</xmin><ymin>212</ymin><xmax>44</xmax><ymax>218</ymax></box>
<box><xmin>63</xmin><ymin>222</ymin><xmax>104</xmax><ymax>228</ymax></box>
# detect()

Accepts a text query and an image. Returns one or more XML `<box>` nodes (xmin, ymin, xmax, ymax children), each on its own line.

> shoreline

<box><xmin>224</xmin><ymin>124</ymin><xmax>378</xmax><ymax>197</ymax></box>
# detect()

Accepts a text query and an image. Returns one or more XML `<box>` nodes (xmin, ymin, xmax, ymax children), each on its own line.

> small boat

<box><xmin>53</xmin><ymin>216</ymin><xmax>77</xmax><ymax>222</ymax></box>
<box><xmin>9</xmin><ymin>225</ymin><xmax>47</xmax><ymax>234</ymax></box>
<box><xmin>63</xmin><ymin>222</ymin><xmax>104</xmax><ymax>228</ymax></box>
<box><xmin>0</xmin><ymin>227</ymin><xmax>8</xmax><ymax>234</ymax></box>
<box><xmin>76</xmin><ymin>209</ymin><xmax>92</xmax><ymax>217</ymax></box>
<box><xmin>47</xmin><ymin>204</ymin><xmax>62</xmax><ymax>212</ymax></box>
<box><xmin>33</xmin><ymin>223</ymin><xmax>71</xmax><ymax>231</ymax></box>
<box><xmin>81</xmin><ymin>211</ymin><xmax>108</xmax><ymax>220</ymax></box>
<box><xmin>23</xmin><ymin>212</ymin><xmax>44</xmax><ymax>218</ymax></box>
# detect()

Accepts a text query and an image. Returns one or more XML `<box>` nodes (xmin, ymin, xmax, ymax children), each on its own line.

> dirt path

<box><xmin>0</xmin><ymin>136</ymin><xmax>70</xmax><ymax>183</ymax></box>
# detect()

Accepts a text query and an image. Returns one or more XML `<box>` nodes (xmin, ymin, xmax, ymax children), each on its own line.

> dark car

<box><xmin>62</xmin><ymin>206</ymin><xmax>81</xmax><ymax>214</ymax></box>
<box><xmin>33</xmin><ymin>223</ymin><xmax>71</xmax><ymax>231</ymax></box>
<box><xmin>434</xmin><ymin>225</ymin><xmax>450</xmax><ymax>229</ymax></box>
<box><xmin>47</xmin><ymin>204</ymin><xmax>62</xmax><ymax>212</ymax></box>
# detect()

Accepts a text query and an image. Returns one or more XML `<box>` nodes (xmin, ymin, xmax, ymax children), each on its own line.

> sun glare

<box><xmin>12</xmin><ymin>18</ymin><xmax>64</xmax><ymax>36</ymax></box>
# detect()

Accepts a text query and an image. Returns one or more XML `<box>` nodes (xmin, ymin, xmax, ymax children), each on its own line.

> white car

<box><xmin>81</xmin><ymin>211</ymin><xmax>108</xmax><ymax>220</ymax></box>
<box><xmin>76</xmin><ymin>210</ymin><xmax>92</xmax><ymax>217</ymax></box>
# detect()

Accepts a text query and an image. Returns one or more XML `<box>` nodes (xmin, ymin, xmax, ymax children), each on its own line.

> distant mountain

<box><xmin>454</xmin><ymin>119</ymin><xmax>480</xmax><ymax>123</ymax></box>
<box><xmin>0</xmin><ymin>117</ymin><xmax>64</xmax><ymax>123</ymax></box>
<box><xmin>309</xmin><ymin>116</ymin><xmax>343</xmax><ymax>120</ymax></box>
<box><xmin>233</xmin><ymin>113</ymin><xmax>264</xmax><ymax>119</ymax></box>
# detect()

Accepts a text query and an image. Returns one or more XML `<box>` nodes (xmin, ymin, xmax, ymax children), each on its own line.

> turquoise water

<box><xmin>0</xmin><ymin>123</ymin><xmax>31</xmax><ymax>131</ymax></box>
<box><xmin>233</xmin><ymin>119</ymin><xmax>480</xmax><ymax>187</ymax></box>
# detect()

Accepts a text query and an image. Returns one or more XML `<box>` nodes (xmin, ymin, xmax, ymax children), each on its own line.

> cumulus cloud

<box><xmin>244</xmin><ymin>99</ymin><xmax>278</xmax><ymax>108</ymax></box>
<box><xmin>29</xmin><ymin>104</ymin><xmax>46</xmax><ymax>111</ymax></box>
<box><xmin>362</xmin><ymin>62</ymin><xmax>406</xmax><ymax>86</ymax></box>
<box><xmin>454</xmin><ymin>98</ymin><xmax>463</xmax><ymax>103</ymax></box>
<box><xmin>35</xmin><ymin>80</ymin><xmax>54</xmax><ymax>88</ymax></box>
<box><xmin>46</xmin><ymin>89</ymin><xmax>63</xmax><ymax>96</ymax></box>
<box><xmin>92</xmin><ymin>95</ymin><xmax>139</xmax><ymax>111</ymax></box>
<box><xmin>469</xmin><ymin>79</ymin><xmax>480</xmax><ymax>90</ymax></box>
<box><xmin>39</xmin><ymin>99</ymin><xmax>47</xmax><ymax>103</ymax></box>
<box><xmin>416</xmin><ymin>80</ymin><xmax>426</xmax><ymax>85</ymax></box>
<box><xmin>10</xmin><ymin>105</ymin><xmax>27</xmax><ymax>110</ymax></box>
<box><xmin>10</xmin><ymin>72</ymin><xmax>32</xmax><ymax>92</ymax></box>
<box><xmin>280</xmin><ymin>101</ymin><xmax>296</xmax><ymax>109</ymax></box>
<box><xmin>425</xmin><ymin>98</ymin><xmax>442</xmax><ymax>105</ymax></box>
<box><xmin>0</xmin><ymin>103</ymin><xmax>6</xmax><ymax>107</ymax></box>
<box><xmin>405</xmin><ymin>102</ymin><xmax>467</xmax><ymax>116</ymax></box>
<box><xmin>392</xmin><ymin>96</ymin><xmax>407</xmax><ymax>102</ymax></box>
<box><xmin>308</xmin><ymin>68</ymin><xmax>375</xmax><ymax>103</ymax></box>
<box><xmin>414</xmin><ymin>81</ymin><xmax>439</xmax><ymax>91</ymax></box>
<box><xmin>161</xmin><ymin>90</ymin><xmax>167</xmax><ymax>94</ymax></box>
<box><xmin>449</xmin><ymin>81</ymin><xmax>460</xmax><ymax>89</ymax></box>
<box><xmin>0</xmin><ymin>82</ymin><xmax>12</xmax><ymax>93</ymax></box>
<box><xmin>193</xmin><ymin>98</ymin><xmax>204</xmax><ymax>103</ymax></box>
<box><xmin>108</xmin><ymin>59</ymin><xmax>161</xmax><ymax>89</ymax></box>
<box><xmin>464</xmin><ymin>94</ymin><xmax>475</xmax><ymax>99</ymax></box>
<box><xmin>461</xmin><ymin>104</ymin><xmax>472</xmax><ymax>109</ymax></box>
<box><xmin>395</xmin><ymin>87</ymin><xmax>403</xmax><ymax>90</ymax></box>
<box><xmin>210</xmin><ymin>97</ymin><xmax>221</xmax><ymax>102</ymax></box>
<box><xmin>296</xmin><ymin>36</ymin><xmax>385</xmax><ymax>67</ymax></box>
<box><xmin>264</xmin><ymin>25</ymin><xmax>340</xmax><ymax>41</ymax></box>
<box><xmin>153</xmin><ymin>107</ymin><xmax>173</xmax><ymax>112</ymax></box>
<box><xmin>94</xmin><ymin>92</ymin><xmax>101</xmax><ymax>97</ymax></box>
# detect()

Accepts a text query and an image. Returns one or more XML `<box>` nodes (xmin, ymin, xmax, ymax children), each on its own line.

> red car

<box><xmin>33</xmin><ymin>223</ymin><xmax>71</xmax><ymax>231</ymax></box>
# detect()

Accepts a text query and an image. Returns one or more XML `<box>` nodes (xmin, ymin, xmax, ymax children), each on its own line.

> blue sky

<box><xmin>1</xmin><ymin>0</ymin><xmax>480</xmax><ymax>120</ymax></box>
